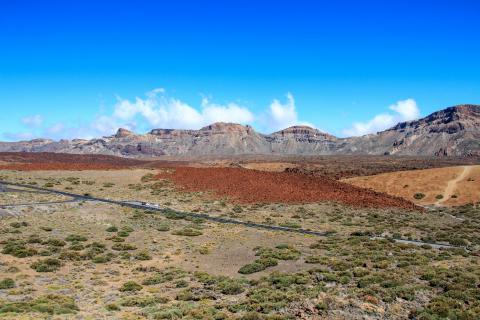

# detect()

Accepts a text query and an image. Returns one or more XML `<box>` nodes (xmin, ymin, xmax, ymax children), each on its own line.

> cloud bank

<box><xmin>3</xmin><ymin>89</ymin><xmax>309</xmax><ymax>141</ymax></box>
<box><xmin>342</xmin><ymin>99</ymin><xmax>420</xmax><ymax>136</ymax></box>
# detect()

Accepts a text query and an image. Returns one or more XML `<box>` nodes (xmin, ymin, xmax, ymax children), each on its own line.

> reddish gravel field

<box><xmin>156</xmin><ymin>167</ymin><xmax>419</xmax><ymax>210</ymax></box>
<box><xmin>0</xmin><ymin>152</ymin><xmax>189</xmax><ymax>170</ymax></box>
<box><xmin>0</xmin><ymin>152</ymin><xmax>146</xmax><ymax>170</ymax></box>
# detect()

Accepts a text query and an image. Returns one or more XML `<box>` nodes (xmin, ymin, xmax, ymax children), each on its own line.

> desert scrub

<box><xmin>92</xmin><ymin>253</ymin><xmax>115</xmax><ymax>263</ymax></box>
<box><xmin>2</xmin><ymin>239</ymin><xmax>37</xmax><ymax>258</ymax></box>
<box><xmin>65</xmin><ymin>234</ymin><xmax>88</xmax><ymax>242</ymax></box>
<box><xmin>9</xmin><ymin>221</ymin><xmax>28</xmax><ymax>228</ymax></box>
<box><xmin>135</xmin><ymin>250</ymin><xmax>152</xmax><ymax>260</ymax></box>
<box><xmin>414</xmin><ymin>193</ymin><xmax>426</xmax><ymax>200</ymax></box>
<box><xmin>43</xmin><ymin>238</ymin><xmax>66</xmax><ymax>247</ymax></box>
<box><xmin>305</xmin><ymin>256</ymin><xmax>321</xmax><ymax>264</ymax></box>
<box><xmin>0</xmin><ymin>294</ymin><xmax>78</xmax><ymax>315</ymax></box>
<box><xmin>120</xmin><ymin>295</ymin><xmax>169</xmax><ymax>307</ymax></box>
<box><xmin>111</xmin><ymin>243</ymin><xmax>137</xmax><ymax>251</ymax></box>
<box><xmin>141</xmin><ymin>173</ymin><xmax>155</xmax><ymax>182</ymax></box>
<box><xmin>117</xmin><ymin>230</ymin><xmax>130</xmax><ymax>237</ymax></box>
<box><xmin>238</xmin><ymin>258</ymin><xmax>278</xmax><ymax>275</ymax></box>
<box><xmin>142</xmin><ymin>267</ymin><xmax>187</xmax><ymax>285</ymax></box>
<box><xmin>172</xmin><ymin>228</ymin><xmax>203</xmax><ymax>236</ymax></box>
<box><xmin>279</xmin><ymin>221</ymin><xmax>301</xmax><ymax>228</ymax></box>
<box><xmin>119</xmin><ymin>281</ymin><xmax>143</xmax><ymax>292</ymax></box>
<box><xmin>164</xmin><ymin>209</ymin><xmax>187</xmax><ymax>220</ymax></box>
<box><xmin>256</xmin><ymin>244</ymin><xmax>301</xmax><ymax>260</ymax></box>
<box><xmin>0</xmin><ymin>278</ymin><xmax>15</xmax><ymax>289</ymax></box>
<box><xmin>31</xmin><ymin>258</ymin><xmax>63</xmax><ymax>272</ymax></box>
<box><xmin>156</xmin><ymin>223</ymin><xmax>170</xmax><ymax>231</ymax></box>
<box><xmin>105</xmin><ymin>225</ymin><xmax>118</xmax><ymax>232</ymax></box>
<box><xmin>238</xmin><ymin>245</ymin><xmax>300</xmax><ymax>274</ymax></box>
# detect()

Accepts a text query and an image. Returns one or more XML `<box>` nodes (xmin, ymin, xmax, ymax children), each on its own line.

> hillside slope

<box><xmin>1</xmin><ymin>104</ymin><xmax>479</xmax><ymax>157</ymax></box>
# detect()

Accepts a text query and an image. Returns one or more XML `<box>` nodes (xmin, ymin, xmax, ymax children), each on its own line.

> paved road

<box><xmin>0</xmin><ymin>180</ymin><xmax>468</xmax><ymax>250</ymax></box>
<box><xmin>0</xmin><ymin>180</ymin><xmax>327</xmax><ymax>237</ymax></box>
<box><xmin>0</xmin><ymin>199</ymin><xmax>83</xmax><ymax>208</ymax></box>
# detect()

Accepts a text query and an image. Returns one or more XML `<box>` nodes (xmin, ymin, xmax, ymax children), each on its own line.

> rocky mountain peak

<box><xmin>115</xmin><ymin>128</ymin><xmax>134</xmax><ymax>138</ymax></box>
<box><xmin>273</xmin><ymin>125</ymin><xmax>337</xmax><ymax>140</ymax></box>
<box><xmin>199</xmin><ymin>122</ymin><xmax>253</xmax><ymax>134</ymax></box>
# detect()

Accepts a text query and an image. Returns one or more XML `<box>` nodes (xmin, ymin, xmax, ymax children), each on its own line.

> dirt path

<box><xmin>436</xmin><ymin>166</ymin><xmax>472</xmax><ymax>206</ymax></box>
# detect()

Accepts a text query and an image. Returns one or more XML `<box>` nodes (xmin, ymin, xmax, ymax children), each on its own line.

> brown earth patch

<box><xmin>155</xmin><ymin>167</ymin><xmax>419</xmax><ymax>210</ymax></box>
<box><xmin>344</xmin><ymin>165</ymin><xmax>480</xmax><ymax>206</ymax></box>
<box><xmin>0</xmin><ymin>152</ymin><xmax>187</xmax><ymax>171</ymax></box>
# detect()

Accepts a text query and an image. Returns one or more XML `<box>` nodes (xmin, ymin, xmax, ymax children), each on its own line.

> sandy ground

<box><xmin>343</xmin><ymin>165</ymin><xmax>480</xmax><ymax>206</ymax></box>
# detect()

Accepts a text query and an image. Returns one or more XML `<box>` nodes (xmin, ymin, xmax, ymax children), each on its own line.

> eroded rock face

<box><xmin>115</xmin><ymin>128</ymin><xmax>134</xmax><ymax>138</ymax></box>
<box><xmin>340</xmin><ymin>104</ymin><xmax>480</xmax><ymax>156</ymax></box>
<box><xmin>1</xmin><ymin>105</ymin><xmax>479</xmax><ymax>157</ymax></box>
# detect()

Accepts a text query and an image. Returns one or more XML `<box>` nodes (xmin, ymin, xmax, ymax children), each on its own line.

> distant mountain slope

<box><xmin>340</xmin><ymin>104</ymin><xmax>480</xmax><ymax>156</ymax></box>
<box><xmin>0</xmin><ymin>104</ymin><xmax>479</xmax><ymax>157</ymax></box>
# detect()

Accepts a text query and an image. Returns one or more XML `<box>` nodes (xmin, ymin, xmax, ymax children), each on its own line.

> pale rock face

<box><xmin>0</xmin><ymin>105</ymin><xmax>479</xmax><ymax>157</ymax></box>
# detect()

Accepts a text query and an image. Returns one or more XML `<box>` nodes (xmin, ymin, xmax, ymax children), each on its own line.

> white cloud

<box><xmin>261</xmin><ymin>93</ymin><xmax>316</xmax><ymax>132</ymax></box>
<box><xmin>389</xmin><ymin>98</ymin><xmax>420</xmax><ymax>120</ymax></box>
<box><xmin>112</xmin><ymin>88</ymin><xmax>254</xmax><ymax>129</ymax></box>
<box><xmin>267</xmin><ymin>93</ymin><xmax>297</xmax><ymax>130</ymax></box>
<box><xmin>3</xmin><ymin>89</ymin><xmax>316</xmax><ymax>141</ymax></box>
<box><xmin>342</xmin><ymin>99</ymin><xmax>420</xmax><ymax>136</ymax></box>
<box><xmin>21</xmin><ymin>115</ymin><xmax>43</xmax><ymax>127</ymax></box>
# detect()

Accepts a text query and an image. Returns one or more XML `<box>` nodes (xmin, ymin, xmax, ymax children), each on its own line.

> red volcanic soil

<box><xmin>156</xmin><ymin>167</ymin><xmax>419</xmax><ymax>210</ymax></box>
<box><xmin>0</xmin><ymin>152</ymin><xmax>146</xmax><ymax>170</ymax></box>
<box><xmin>0</xmin><ymin>152</ymin><xmax>192</xmax><ymax>170</ymax></box>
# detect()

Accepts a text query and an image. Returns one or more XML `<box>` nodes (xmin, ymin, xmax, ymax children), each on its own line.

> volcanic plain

<box><xmin>0</xmin><ymin>153</ymin><xmax>479</xmax><ymax>319</ymax></box>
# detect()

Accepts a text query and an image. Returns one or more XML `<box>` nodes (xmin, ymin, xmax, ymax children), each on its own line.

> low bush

<box><xmin>106</xmin><ymin>226</ymin><xmax>118</xmax><ymax>232</ymax></box>
<box><xmin>31</xmin><ymin>258</ymin><xmax>62</xmax><ymax>272</ymax></box>
<box><xmin>0</xmin><ymin>294</ymin><xmax>78</xmax><ymax>315</ymax></box>
<box><xmin>119</xmin><ymin>281</ymin><xmax>143</xmax><ymax>292</ymax></box>
<box><xmin>0</xmin><ymin>278</ymin><xmax>15</xmax><ymax>289</ymax></box>
<box><xmin>65</xmin><ymin>234</ymin><xmax>88</xmax><ymax>242</ymax></box>
<box><xmin>414</xmin><ymin>193</ymin><xmax>426</xmax><ymax>200</ymax></box>
<box><xmin>112</xmin><ymin>243</ymin><xmax>137</xmax><ymax>251</ymax></box>
<box><xmin>172</xmin><ymin>228</ymin><xmax>203</xmax><ymax>236</ymax></box>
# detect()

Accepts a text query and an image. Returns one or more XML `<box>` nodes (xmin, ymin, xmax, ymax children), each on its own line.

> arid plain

<box><xmin>0</xmin><ymin>153</ymin><xmax>479</xmax><ymax>319</ymax></box>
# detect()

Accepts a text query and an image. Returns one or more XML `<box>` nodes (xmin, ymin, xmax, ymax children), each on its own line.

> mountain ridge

<box><xmin>1</xmin><ymin>104</ymin><xmax>479</xmax><ymax>157</ymax></box>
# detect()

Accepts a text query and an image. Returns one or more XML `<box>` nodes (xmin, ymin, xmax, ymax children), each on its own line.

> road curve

<box><xmin>0</xmin><ymin>180</ymin><xmax>327</xmax><ymax>237</ymax></box>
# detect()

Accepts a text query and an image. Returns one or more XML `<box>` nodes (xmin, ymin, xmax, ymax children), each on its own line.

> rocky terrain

<box><xmin>1</xmin><ymin>104</ymin><xmax>479</xmax><ymax>157</ymax></box>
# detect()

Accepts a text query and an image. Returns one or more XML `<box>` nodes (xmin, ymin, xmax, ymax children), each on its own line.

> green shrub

<box><xmin>435</xmin><ymin>194</ymin><xmax>444</xmax><ymax>200</ymax></box>
<box><xmin>65</xmin><ymin>234</ymin><xmax>88</xmax><ymax>242</ymax></box>
<box><xmin>305</xmin><ymin>256</ymin><xmax>321</xmax><ymax>264</ymax></box>
<box><xmin>279</xmin><ymin>221</ymin><xmax>301</xmax><ymax>228</ymax></box>
<box><xmin>238</xmin><ymin>262</ymin><xmax>266</xmax><ymax>274</ymax></box>
<box><xmin>135</xmin><ymin>251</ymin><xmax>152</xmax><ymax>260</ymax></box>
<box><xmin>119</xmin><ymin>281</ymin><xmax>142</xmax><ymax>292</ymax></box>
<box><xmin>156</xmin><ymin>224</ymin><xmax>170</xmax><ymax>231</ymax></box>
<box><xmin>105</xmin><ymin>303</ymin><xmax>120</xmax><ymax>311</ymax></box>
<box><xmin>0</xmin><ymin>294</ymin><xmax>78</xmax><ymax>315</ymax></box>
<box><xmin>0</xmin><ymin>278</ymin><xmax>15</xmax><ymax>289</ymax></box>
<box><xmin>31</xmin><ymin>258</ymin><xmax>62</xmax><ymax>272</ymax></box>
<box><xmin>106</xmin><ymin>226</ymin><xmax>118</xmax><ymax>232</ymax></box>
<box><xmin>111</xmin><ymin>243</ymin><xmax>137</xmax><ymax>251</ymax></box>
<box><xmin>117</xmin><ymin>230</ymin><xmax>130</xmax><ymax>237</ymax></box>
<box><xmin>172</xmin><ymin>228</ymin><xmax>203</xmax><ymax>236</ymax></box>
<box><xmin>2</xmin><ymin>239</ymin><xmax>37</xmax><ymax>258</ymax></box>
<box><xmin>414</xmin><ymin>193</ymin><xmax>426</xmax><ymax>200</ymax></box>
<box><xmin>43</xmin><ymin>238</ymin><xmax>66</xmax><ymax>247</ymax></box>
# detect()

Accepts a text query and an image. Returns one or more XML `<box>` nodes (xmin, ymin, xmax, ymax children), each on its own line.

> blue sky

<box><xmin>1</xmin><ymin>0</ymin><xmax>479</xmax><ymax>141</ymax></box>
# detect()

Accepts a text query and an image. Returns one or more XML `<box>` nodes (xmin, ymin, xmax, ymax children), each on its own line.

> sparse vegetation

<box><xmin>414</xmin><ymin>193</ymin><xmax>426</xmax><ymax>199</ymax></box>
